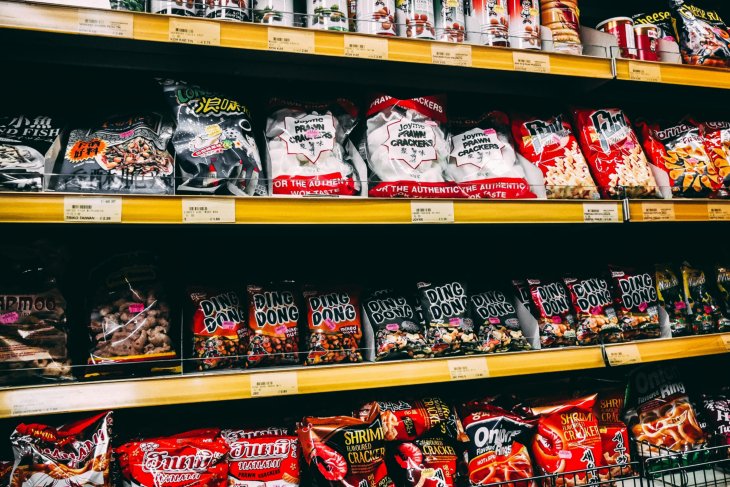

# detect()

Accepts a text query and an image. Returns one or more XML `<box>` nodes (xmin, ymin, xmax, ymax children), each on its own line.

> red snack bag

<box><xmin>303</xmin><ymin>287</ymin><xmax>363</xmax><ymax>365</ymax></box>
<box><xmin>116</xmin><ymin>428</ymin><xmax>229</xmax><ymax>487</ymax></box>
<box><xmin>512</xmin><ymin>113</ymin><xmax>599</xmax><ymax>199</ymax></box>
<box><xmin>596</xmin><ymin>390</ymin><xmax>633</xmax><ymax>478</ymax></box>
<box><xmin>247</xmin><ymin>284</ymin><xmax>301</xmax><ymax>367</ymax></box>
<box><xmin>526</xmin><ymin>278</ymin><xmax>577</xmax><ymax>348</ymax></box>
<box><xmin>298</xmin><ymin>402</ymin><xmax>395</xmax><ymax>487</ymax></box>
<box><xmin>188</xmin><ymin>288</ymin><xmax>248</xmax><ymax>371</ymax></box>
<box><xmin>573</xmin><ymin>108</ymin><xmax>658</xmax><ymax>199</ymax></box>
<box><xmin>563</xmin><ymin>276</ymin><xmax>623</xmax><ymax>345</ymax></box>
<box><xmin>10</xmin><ymin>411</ymin><xmax>113</xmax><ymax>487</ymax></box>
<box><xmin>699</xmin><ymin>120</ymin><xmax>730</xmax><ymax>196</ymax></box>
<box><xmin>362</xmin><ymin>397</ymin><xmax>459</xmax><ymax>441</ymax></box>
<box><xmin>221</xmin><ymin>429</ymin><xmax>301</xmax><ymax>486</ymax></box>
<box><xmin>392</xmin><ymin>435</ymin><xmax>458</xmax><ymax>487</ymax></box>
<box><xmin>608</xmin><ymin>265</ymin><xmax>661</xmax><ymax>340</ymax></box>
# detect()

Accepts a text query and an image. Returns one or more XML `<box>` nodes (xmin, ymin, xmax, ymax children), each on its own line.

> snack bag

<box><xmin>512</xmin><ymin>279</ymin><xmax>535</xmax><ymax>313</ymax></box>
<box><xmin>447</xmin><ymin>112</ymin><xmax>534</xmax><ymax>199</ymax></box>
<box><xmin>363</xmin><ymin>397</ymin><xmax>459</xmax><ymax>441</ymax></box>
<box><xmin>540</xmin><ymin>0</ymin><xmax>582</xmax><ymax>55</ymax></box>
<box><xmin>392</xmin><ymin>435</ymin><xmax>458</xmax><ymax>487</ymax></box>
<box><xmin>159</xmin><ymin>79</ymin><xmax>264</xmax><ymax>195</ymax></box>
<box><xmin>303</xmin><ymin>286</ymin><xmax>362</xmax><ymax>365</ymax></box>
<box><xmin>265</xmin><ymin>98</ymin><xmax>365</xmax><ymax>196</ymax></box>
<box><xmin>608</xmin><ymin>265</ymin><xmax>661</xmax><ymax>340</ymax></box>
<box><xmin>0</xmin><ymin>114</ymin><xmax>62</xmax><ymax>191</ymax></box>
<box><xmin>417</xmin><ymin>281</ymin><xmax>476</xmax><ymax>356</ymax></box>
<box><xmin>668</xmin><ymin>0</ymin><xmax>730</xmax><ymax>67</ymax></box>
<box><xmin>715</xmin><ymin>265</ymin><xmax>730</xmax><ymax>327</ymax></box>
<box><xmin>526</xmin><ymin>278</ymin><xmax>577</xmax><ymax>348</ymax></box>
<box><xmin>699</xmin><ymin>393</ymin><xmax>730</xmax><ymax>448</ymax></box>
<box><xmin>221</xmin><ymin>429</ymin><xmax>301</xmax><ymax>486</ymax></box>
<box><xmin>298</xmin><ymin>403</ymin><xmax>395</xmax><ymax>487</ymax></box>
<box><xmin>573</xmin><ymin>108</ymin><xmax>658</xmax><ymax>199</ymax></box>
<box><xmin>10</xmin><ymin>411</ymin><xmax>113</xmax><ymax>487</ymax></box>
<box><xmin>469</xmin><ymin>289</ymin><xmax>531</xmax><ymax>352</ymax></box>
<box><xmin>699</xmin><ymin>121</ymin><xmax>730</xmax><ymax>196</ymax></box>
<box><xmin>511</xmin><ymin>112</ymin><xmax>599</xmax><ymax>199</ymax></box>
<box><xmin>247</xmin><ymin>283</ymin><xmax>301</xmax><ymax>366</ymax></box>
<box><xmin>655</xmin><ymin>264</ymin><xmax>691</xmax><ymax>336</ymax></box>
<box><xmin>681</xmin><ymin>262</ymin><xmax>730</xmax><ymax>334</ymax></box>
<box><xmin>222</xmin><ymin>427</ymin><xmax>291</xmax><ymax>439</ymax></box>
<box><xmin>363</xmin><ymin>289</ymin><xmax>430</xmax><ymax>361</ymax></box>
<box><xmin>638</xmin><ymin>119</ymin><xmax>720</xmax><ymax>197</ymax></box>
<box><xmin>564</xmin><ymin>276</ymin><xmax>623</xmax><ymax>345</ymax></box>
<box><xmin>632</xmin><ymin>10</ymin><xmax>675</xmax><ymax>41</ymax></box>
<box><xmin>596</xmin><ymin>389</ymin><xmax>633</xmax><ymax>478</ymax></box>
<box><xmin>187</xmin><ymin>287</ymin><xmax>247</xmax><ymax>371</ymax></box>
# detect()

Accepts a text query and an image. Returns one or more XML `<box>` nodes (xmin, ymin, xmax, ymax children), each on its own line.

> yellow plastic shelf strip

<box><xmin>629</xmin><ymin>200</ymin><xmax>730</xmax><ymax>222</ymax></box>
<box><xmin>605</xmin><ymin>334</ymin><xmax>730</xmax><ymax>366</ymax></box>
<box><xmin>615</xmin><ymin>59</ymin><xmax>730</xmax><ymax>90</ymax></box>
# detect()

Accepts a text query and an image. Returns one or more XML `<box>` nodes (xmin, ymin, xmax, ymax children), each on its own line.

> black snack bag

<box><xmin>246</xmin><ymin>283</ymin><xmax>301</xmax><ymax>367</ymax></box>
<box><xmin>716</xmin><ymin>265</ymin><xmax>730</xmax><ymax>330</ymax></box>
<box><xmin>608</xmin><ymin>265</ymin><xmax>661</xmax><ymax>340</ymax></box>
<box><xmin>362</xmin><ymin>289</ymin><xmax>430</xmax><ymax>361</ymax></box>
<box><xmin>417</xmin><ymin>281</ymin><xmax>475</xmax><ymax>356</ymax></box>
<box><xmin>656</xmin><ymin>264</ymin><xmax>691</xmax><ymax>336</ymax></box>
<box><xmin>469</xmin><ymin>289</ymin><xmax>530</xmax><ymax>353</ymax></box>
<box><xmin>0</xmin><ymin>115</ymin><xmax>62</xmax><ymax>192</ymax></box>
<box><xmin>564</xmin><ymin>275</ymin><xmax>623</xmax><ymax>345</ymax></box>
<box><xmin>681</xmin><ymin>262</ymin><xmax>730</xmax><ymax>334</ymax></box>
<box><xmin>668</xmin><ymin>0</ymin><xmax>730</xmax><ymax>67</ymax></box>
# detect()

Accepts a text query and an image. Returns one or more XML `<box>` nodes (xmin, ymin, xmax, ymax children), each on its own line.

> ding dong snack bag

<box><xmin>669</xmin><ymin>0</ymin><xmax>730</xmax><ymax>67</ymax></box>
<box><xmin>699</xmin><ymin>120</ymin><xmax>730</xmax><ymax>196</ymax></box>
<box><xmin>362</xmin><ymin>289</ymin><xmax>430</xmax><ymax>361</ymax></box>
<box><xmin>298</xmin><ymin>402</ymin><xmax>395</xmax><ymax>487</ymax></box>
<box><xmin>391</xmin><ymin>434</ymin><xmax>458</xmax><ymax>487</ymax></box>
<box><xmin>221</xmin><ymin>429</ymin><xmax>301</xmax><ymax>486</ymax></box>
<box><xmin>10</xmin><ymin>411</ymin><xmax>113</xmax><ymax>487</ymax></box>
<box><xmin>469</xmin><ymin>289</ymin><xmax>531</xmax><ymax>353</ymax></box>
<box><xmin>363</xmin><ymin>397</ymin><xmax>459</xmax><ymax>441</ymax></box>
<box><xmin>608</xmin><ymin>265</ymin><xmax>661</xmax><ymax>340</ymax></box>
<box><xmin>247</xmin><ymin>283</ymin><xmax>301</xmax><ymax>367</ymax></box>
<box><xmin>573</xmin><ymin>108</ymin><xmax>658</xmax><ymax>199</ymax></box>
<box><xmin>563</xmin><ymin>276</ymin><xmax>623</xmax><ymax>345</ymax></box>
<box><xmin>511</xmin><ymin>112</ymin><xmax>599</xmax><ymax>199</ymax></box>
<box><xmin>526</xmin><ymin>278</ymin><xmax>577</xmax><ymax>348</ymax></box>
<box><xmin>303</xmin><ymin>286</ymin><xmax>363</xmax><ymax>365</ymax></box>
<box><xmin>417</xmin><ymin>281</ymin><xmax>477</xmax><ymax>356</ymax></box>
<box><xmin>596</xmin><ymin>389</ymin><xmax>632</xmax><ymax>478</ymax></box>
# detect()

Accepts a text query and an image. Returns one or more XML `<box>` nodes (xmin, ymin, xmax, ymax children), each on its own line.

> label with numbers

<box><xmin>411</xmin><ymin>201</ymin><xmax>454</xmax><ymax>223</ymax></box>
<box><xmin>708</xmin><ymin>203</ymin><xmax>730</xmax><ymax>221</ymax></box>
<box><xmin>78</xmin><ymin>10</ymin><xmax>133</xmax><ymax>38</ymax></box>
<box><xmin>182</xmin><ymin>198</ymin><xmax>235</xmax><ymax>223</ymax></box>
<box><xmin>641</xmin><ymin>202</ymin><xmax>675</xmax><ymax>221</ymax></box>
<box><xmin>431</xmin><ymin>43</ymin><xmax>472</xmax><ymax>67</ymax></box>
<box><xmin>448</xmin><ymin>358</ymin><xmax>489</xmax><ymax>381</ymax></box>
<box><xmin>583</xmin><ymin>203</ymin><xmax>619</xmax><ymax>223</ymax></box>
<box><xmin>718</xmin><ymin>334</ymin><xmax>730</xmax><ymax>351</ymax></box>
<box><xmin>64</xmin><ymin>197</ymin><xmax>122</xmax><ymax>223</ymax></box>
<box><xmin>628</xmin><ymin>61</ymin><xmax>662</xmax><ymax>82</ymax></box>
<box><xmin>512</xmin><ymin>52</ymin><xmax>550</xmax><ymax>73</ymax></box>
<box><xmin>605</xmin><ymin>344</ymin><xmax>642</xmax><ymax>366</ymax></box>
<box><xmin>344</xmin><ymin>35</ymin><xmax>388</xmax><ymax>60</ymax></box>
<box><xmin>169</xmin><ymin>18</ymin><xmax>220</xmax><ymax>46</ymax></box>
<box><xmin>268</xmin><ymin>27</ymin><xmax>315</xmax><ymax>54</ymax></box>
<box><xmin>250</xmin><ymin>372</ymin><xmax>299</xmax><ymax>397</ymax></box>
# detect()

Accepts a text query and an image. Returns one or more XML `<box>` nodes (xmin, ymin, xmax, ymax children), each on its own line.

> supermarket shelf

<box><xmin>615</xmin><ymin>59</ymin><xmax>730</xmax><ymax>90</ymax></box>
<box><xmin>627</xmin><ymin>199</ymin><xmax>730</xmax><ymax>222</ymax></box>
<box><xmin>605</xmin><ymin>333</ymin><xmax>730</xmax><ymax>366</ymax></box>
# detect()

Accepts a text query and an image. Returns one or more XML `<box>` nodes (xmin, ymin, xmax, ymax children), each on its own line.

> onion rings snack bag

<box><xmin>608</xmin><ymin>265</ymin><xmax>661</xmax><ymax>340</ymax></box>
<box><xmin>655</xmin><ymin>264</ymin><xmax>691</xmax><ymax>336</ymax></box>
<box><xmin>417</xmin><ymin>281</ymin><xmax>476</xmax><ymax>356</ymax></box>
<box><xmin>469</xmin><ymin>289</ymin><xmax>531</xmax><ymax>353</ymax></box>
<box><xmin>681</xmin><ymin>262</ymin><xmax>730</xmax><ymax>334</ymax></box>
<box><xmin>391</xmin><ymin>435</ymin><xmax>457</xmax><ymax>487</ymax></box>
<box><xmin>564</xmin><ymin>276</ymin><xmax>623</xmax><ymax>345</ymax></box>
<box><xmin>668</xmin><ymin>0</ymin><xmax>730</xmax><ymax>67</ymax></box>
<box><xmin>363</xmin><ymin>289</ymin><xmax>430</xmax><ymax>361</ymax></box>
<box><xmin>526</xmin><ymin>278</ymin><xmax>577</xmax><ymax>348</ymax></box>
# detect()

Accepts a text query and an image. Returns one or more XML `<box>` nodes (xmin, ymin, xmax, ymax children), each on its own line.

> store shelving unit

<box><xmin>614</xmin><ymin>58</ymin><xmax>730</xmax><ymax>90</ymax></box>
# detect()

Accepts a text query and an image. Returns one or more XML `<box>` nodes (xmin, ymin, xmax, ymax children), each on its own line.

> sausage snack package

<box><xmin>699</xmin><ymin>393</ymin><xmax>730</xmax><ymax>449</ymax></box>
<box><xmin>391</xmin><ymin>435</ymin><xmax>458</xmax><ymax>487</ymax></box>
<box><xmin>303</xmin><ymin>286</ymin><xmax>363</xmax><ymax>365</ymax></box>
<box><xmin>596</xmin><ymin>389</ymin><xmax>633</xmax><ymax>478</ymax></box>
<box><xmin>247</xmin><ymin>284</ymin><xmax>301</xmax><ymax>367</ymax></box>
<box><xmin>669</xmin><ymin>0</ymin><xmax>730</xmax><ymax>67</ymax></box>
<box><xmin>608</xmin><ymin>265</ymin><xmax>661</xmax><ymax>340</ymax></box>
<box><xmin>458</xmin><ymin>399</ymin><xmax>536</xmax><ymax>486</ymax></box>
<box><xmin>715</xmin><ymin>265</ymin><xmax>730</xmax><ymax>328</ymax></box>
<box><xmin>417</xmin><ymin>281</ymin><xmax>476</xmax><ymax>356</ymax></box>
<box><xmin>361</xmin><ymin>397</ymin><xmax>459</xmax><ymax>441</ymax></box>
<box><xmin>298</xmin><ymin>402</ymin><xmax>395</xmax><ymax>487</ymax></box>
<box><xmin>511</xmin><ymin>112</ymin><xmax>599</xmax><ymax>199</ymax></box>
<box><xmin>10</xmin><ymin>411</ymin><xmax>113</xmax><ymax>487</ymax></box>
<box><xmin>573</xmin><ymin>108</ymin><xmax>658</xmax><ymax>199</ymax></box>
<box><xmin>117</xmin><ymin>428</ymin><xmax>229</xmax><ymax>487</ymax></box>
<box><xmin>264</xmin><ymin>98</ymin><xmax>365</xmax><ymax>196</ymax></box>
<box><xmin>564</xmin><ymin>276</ymin><xmax>623</xmax><ymax>345</ymax></box>
<box><xmin>469</xmin><ymin>289</ymin><xmax>531</xmax><ymax>353</ymax></box>
<box><xmin>681</xmin><ymin>262</ymin><xmax>730</xmax><ymax>334</ymax></box>
<box><xmin>159</xmin><ymin>79</ymin><xmax>264</xmax><ymax>196</ymax></box>
<box><xmin>362</xmin><ymin>289</ymin><xmax>430</xmax><ymax>361</ymax></box>
<box><xmin>0</xmin><ymin>114</ymin><xmax>62</xmax><ymax>191</ymax></box>
<box><xmin>446</xmin><ymin>112</ymin><xmax>534</xmax><ymax>199</ymax></box>
<box><xmin>526</xmin><ymin>278</ymin><xmax>577</xmax><ymax>348</ymax></box>
<box><xmin>655</xmin><ymin>264</ymin><xmax>691</xmax><ymax>337</ymax></box>
<box><xmin>699</xmin><ymin>121</ymin><xmax>730</xmax><ymax>196</ymax></box>
<box><xmin>220</xmin><ymin>429</ymin><xmax>301</xmax><ymax>486</ymax></box>
<box><xmin>187</xmin><ymin>287</ymin><xmax>248</xmax><ymax>371</ymax></box>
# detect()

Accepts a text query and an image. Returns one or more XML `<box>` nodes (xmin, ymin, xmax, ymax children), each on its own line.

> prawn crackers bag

<box><xmin>159</xmin><ymin>79</ymin><xmax>264</xmax><ymax>195</ymax></box>
<box><xmin>469</xmin><ymin>289</ymin><xmax>531</xmax><ymax>352</ymax></box>
<box><xmin>669</xmin><ymin>0</ymin><xmax>730</xmax><ymax>67</ymax></box>
<box><xmin>391</xmin><ymin>435</ymin><xmax>458</xmax><ymax>487</ymax></box>
<box><xmin>362</xmin><ymin>289</ymin><xmax>430</xmax><ymax>361</ymax></box>
<box><xmin>596</xmin><ymin>388</ymin><xmax>633</xmax><ymax>478</ymax></box>
<box><xmin>608</xmin><ymin>265</ymin><xmax>661</xmax><ymax>340</ymax></box>
<box><xmin>417</xmin><ymin>281</ymin><xmax>476</xmax><ymax>356</ymax></box>
<box><xmin>564</xmin><ymin>276</ymin><xmax>623</xmax><ymax>345</ymax></box>
<box><xmin>655</xmin><ymin>264</ymin><xmax>691</xmax><ymax>336</ymax></box>
<box><xmin>363</xmin><ymin>397</ymin><xmax>458</xmax><ymax>441</ymax></box>
<box><xmin>526</xmin><ymin>278</ymin><xmax>577</xmax><ymax>348</ymax></box>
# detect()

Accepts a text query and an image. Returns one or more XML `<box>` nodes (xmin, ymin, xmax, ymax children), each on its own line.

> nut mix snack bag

<box><xmin>573</xmin><ymin>108</ymin><xmax>658</xmax><ymax>199</ymax></box>
<box><xmin>265</xmin><ymin>98</ymin><xmax>365</xmax><ymax>196</ymax></box>
<box><xmin>362</xmin><ymin>289</ymin><xmax>430</xmax><ymax>361</ymax></box>
<box><xmin>596</xmin><ymin>389</ymin><xmax>633</xmax><ymax>478</ymax></box>
<box><xmin>469</xmin><ymin>289</ymin><xmax>531</xmax><ymax>353</ymax></box>
<box><xmin>698</xmin><ymin>121</ymin><xmax>730</xmax><ymax>196</ymax></box>
<box><xmin>681</xmin><ymin>262</ymin><xmax>730</xmax><ymax>334</ymax></box>
<box><xmin>608</xmin><ymin>265</ymin><xmax>661</xmax><ymax>340</ymax></box>
<box><xmin>540</xmin><ymin>0</ymin><xmax>582</xmax><ymax>55</ymax></box>
<box><xmin>247</xmin><ymin>284</ymin><xmax>301</xmax><ymax>367</ymax></box>
<box><xmin>298</xmin><ymin>402</ymin><xmax>395</xmax><ymax>487</ymax></box>
<box><xmin>668</xmin><ymin>0</ymin><xmax>730</xmax><ymax>67</ymax></box>
<box><xmin>303</xmin><ymin>286</ymin><xmax>363</xmax><ymax>365</ymax></box>
<box><xmin>655</xmin><ymin>264</ymin><xmax>691</xmax><ymax>336</ymax></box>
<box><xmin>159</xmin><ymin>79</ymin><xmax>264</xmax><ymax>196</ymax></box>
<box><xmin>526</xmin><ymin>278</ymin><xmax>577</xmax><ymax>348</ymax></box>
<box><xmin>417</xmin><ymin>281</ymin><xmax>476</xmax><ymax>356</ymax></box>
<box><xmin>221</xmin><ymin>429</ymin><xmax>301</xmax><ymax>486</ymax></box>
<box><xmin>362</xmin><ymin>397</ymin><xmax>459</xmax><ymax>442</ymax></box>
<box><xmin>563</xmin><ymin>276</ymin><xmax>623</xmax><ymax>345</ymax></box>
<box><xmin>188</xmin><ymin>287</ymin><xmax>248</xmax><ymax>371</ymax></box>
<box><xmin>511</xmin><ymin>112</ymin><xmax>599</xmax><ymax>199</ymax></box>
<box><xmin>53</xmin><ymin>113</ymin><xmax>175</xmax><ymax>194</ymax></box>
<box><xmin>10</xmin><ymin>411</ymin><xmax>113</xmax><ymax>487</ymax></box>
<box><xmin>391</xmin><ymin>434</ymin><xmax>458</xmax><ymax>487</ymax></box>
<box><xmin>447</xmin><ymin>112</ymin><xmax>534</xmax><ymax>199</ymax></box>
<box><xmin>0</xmin><ymin>115</ymin><xmax>62</xmax><ymax>192</ymax></box>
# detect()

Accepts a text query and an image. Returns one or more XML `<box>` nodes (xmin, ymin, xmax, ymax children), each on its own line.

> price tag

<box><xmin>268</xmin><ymin>27</ymin><xmax>315</xmax><ymax>54</ymax></box>
<box><xmin>182</xmin><ymin>198</ymin><xmax>235</xmax><ymax>223</ymax></box>
<box><xmin>448</xmin><ymin>358</ymin><xmax>489</xmax><ymax>381</ymax></box>
<box><xmin>431</xmin><ymin>43</ymin><xmax>472</xmax><ymax>67</ymax></box>
<box><xmin>605</xmin><ymin>344</ymin><xmax>642</xmax><ymax>366</ymax></box>
<box><xmin>169</xmin><ymin>18</ymin><xmax>220</xmax><ymax>46</ymax></box>
<box><xmin>583</xmin><ymin>203</ymin><xmax>619</xmax><ymax>223</ymax></box>
<box><xmin>250</xmin><ymin>372</ymin><xmax>299</xmax><ymax>397</ymax></box>
<box><xmin>641</xmin><ymin>202</ymin><xmax>675</xmax><ymax>221</ymax></box>
<box><xmin>411</xmin><ymin>201</ymin><xmax>454</xmax><ymax>223</ymax></box>
<box><xmin>344</xmin><ymin>35</ymin><xmax>388</xmax><ymax>60</ymax></box>
<box><xmin>78</xmin><ymin>10</ymin><xmax>133</xmax><ymax>38</ymax></box>
<box><xmin>512</xmin><ymin>52</ymin><xmax>550</xmax><ymax>73</ymax></box>
<box><xmin>718</xmin><ymin>334</ymin><xmax>730</xmax><ymax>351</ymax></box>
<box><xmin>628</xmin><ymin>61</ymin><xmax>662</xmax><ymax>82</ymax></box>
<box><xmin>708</xmin><ymin>203</ymin><xmax>730</xmax><ymax>221</ymax></box>
<box><xmin>64</xmin><ymin>197</ymin><xmax>122</xmax><ymax>223</ymax></box>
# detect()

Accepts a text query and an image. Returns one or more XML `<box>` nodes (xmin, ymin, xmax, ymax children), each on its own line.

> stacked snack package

<box><xmin>511</xmin><ymin>112</ymin><xmax>599</xmax><ymax>199</ymax></box>
<box><xmin>0</xmin><ymin>114</ymin><xmax>62</xmax><ymax>191</ymax></box>
<box><xmin>698</xmin><ymin>121</ymin><xmax>730</xmax><ymax>197</ymax></box>
<box><xmin>417</xmin><ymin>281</ymin><xmax>476</xmax><ymax>356</ymax></box>
<box><xmin>564</xmin><ymin>275</ymin><xmax>623</xmax><ymax>345</ymax></box>
<box><xmin>525</xmin><ymin>278</ymin><xmax>577</xmax><ymax>348</ymax></box>
<box><xmin>470</xmin><ymin>288</ymin><xmax>531</xmax><ymax>353</ymax></box>
<box><xmin>540</xmin><ymin>0</ymin><xmax>582</xmax><ymax>55</ymax></box>
<box><xmin>680</xmin><ymin>262</ymin><xmax>730</xmax><ymax>334</ymax></box>
<box><xmin>246</xmin><ymin>283</ymin><xmax>301</xmax><ymax>367</ymax></box>
<box><xmin>595</xmin><ymin>388</ymin><xmax>633</xmax><ymax>478</ymax></box>
<box><xmin>302</xmin><ymin>286</ymin><xmax>363</xmax><ymax>365</ymax></box>
<box><xmin>655</xmin><ymin>264</ymin><xmax>691</xmax><ymax>336</ymax></box>
<box><xmin>608</xmin><ymin>265</ymin><xmax>661</xmax><ymax>340</ymax></box>
<box><xmin>221</xmin><ymin>428</ymin><xmax>301</xmax><ymax>486</ymax></box>
<box><xmin>668</xmin><ymin>0</ymin><xmax>730</xmax><ymax>67</ymax></box>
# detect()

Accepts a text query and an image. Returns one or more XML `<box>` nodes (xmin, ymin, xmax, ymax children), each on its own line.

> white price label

<box><xmin>431</xmin><ymin>43</ymin><xmax>472</xmax><ymax>67</ymax></box>
<box><xmin>169</xmin><ymin>18</ymin><xmax>220</xmax><ymax>46</ymax></box>
<box><xmin>641</xmin><ymin>202</ymin><xmax>675</xmax><ymax>221</ymax></box>
<box><xmin>250</xmin><ymin>372</ymin><xmax>299</xmax><ymax>397</ymax></box>
<box><xmin>344</xmin><ymin>35</ymin><xmax>388</xmax><ymax>60</ymax></box>
<box><xmin>708</xmin><ymin>203</ymin><xmax>730</xmax><ymax>221</ymax></box>
<box><xmin>448</xmin><ymin>358</ymin><xmax>489</xmax><ymax>381</ymax></box>
<box><xmin>78</xmin><ymin>10</ymin><xmax>133</xmax><ymax>38</ymax></box>
<box><xmin>512</xmin><ymin>52</ymin><xmax>550</xmax><ymax>73</ymax></box>
<box><xmin>605</xmin><ymin>344</ymin><xmax>642</xmax><ymax>366</ymax></box>
<box><xmin>411</xmin><ymin>201</ymin><xmax>454</xmax><ymax>223</ymax></box>
<box><xmin>182</xmin><ymin>198</ymin><xmax>235</xmax><ymax>223</ymax></box>
<box><xmin>583</xmin><ymin>203</ymin><xmax>619</xmax><ymax>223</ymax></box>
<box><xmin>628</xmin><ymin>61</ymin><xmax>662</xmax><ymax>83</ymax></box>
<box><xmin>64</xmin><ymin>197</ymin><xmax>121</xmax><ymax>223</ymax></box>
<box><xmin>268</xmin><ymin>27</ymin><xmax>315</xmax><ymax>54</ymax></box>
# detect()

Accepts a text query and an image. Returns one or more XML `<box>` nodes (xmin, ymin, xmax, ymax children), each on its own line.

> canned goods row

<box><xmin>596</xmin><ymin>16</ymin><xmax>660</xmax><ymax>62</ymax></box>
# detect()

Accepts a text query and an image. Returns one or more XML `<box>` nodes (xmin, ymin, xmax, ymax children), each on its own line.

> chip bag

<box><xmin>469</xmin><ymin>289</ymin><xmax>531</xmax><ymax>353</ymax></box>
<box><xmin>363</xmin><ymin>397</ymin><xmax>459</xmax><ymax>441</ymax></box>
<box><xmin>669</xmin><ymin>0</ymin><xmax>730</xmax><ymax>67</ymax></box>
<box><xmin>526</xmin><ymin>278</ymin><xmax>577</xmax><ymax>348</ymax></box>
<box><xmin>715</xmin><ymin>265</ymin><xmax>730</xmax><ymax>328</ymax></box>
<box><xmin>221</xmin><ymin>429</ymin><xmax>301</xmax><ymax>486</ymax></box>
<box><xmin>699</xmin><ymin>120</ymin><xmax>730</xmax><ymax>197</ymax></box>
<box><xmin>564</xmin><ymin>276</ymin><xmax>623</xmax><ymax>345</ymax></box>
<box><xmin>363</xmin><ymin>289</ymin><xmax>430</xmax><ymax>361</ymax></box>
<box><xmin>392</xmin><ymin>435</ymin><xmax>458</xmax><ymax>487</ymax></box>
<box><xmin>681</xmin><ymin>262</ymin><xmax>730</xmax><ymax>334</ymax></box>
<box><xmin>608</xmin><ymin>265</ymin><xmax>661</xmax><ymax>340</ymax></box>
<box><xmin>247</xmin><ymin>283</ymin><xmax>301</xmax><ymax>367</ymax></box>
<box><xmin>655</xmin><ymin>264</ymin><xmax>691</xmax><ymax>336</ymax></box>
<box><xmin>303</xmin><ymin>286</ymin><xmax>363</xmax><ymax>365</ymax></box>
<box><xmin>596</xmin><ymin>389</ymin><xmax>633</xmax><ymax>478</ymax></box>
<box><xmin>417</xmin><ymin>281</ymin><xmax>476</xmax><ymax>356</ymax></box>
